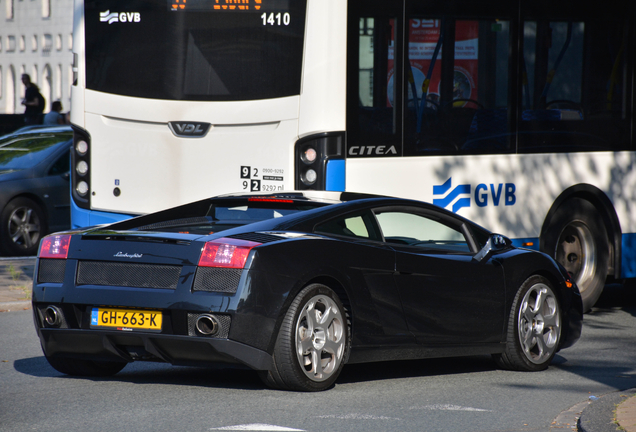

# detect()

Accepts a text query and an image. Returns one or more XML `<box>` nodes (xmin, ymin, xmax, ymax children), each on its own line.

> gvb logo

<box><xmin>100</xmin><ymin>10</ymin><xmax>141</xmax><ymax>24</ymax></box>
<box><xmin>433</xmin><ymin>178</ymin><xmax>516</xmax><ymax>213</ymax></box>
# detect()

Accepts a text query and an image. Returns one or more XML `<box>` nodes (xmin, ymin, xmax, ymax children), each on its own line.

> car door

<box><xmin>373</xmin><ymin>206</ymin><xmax>506</xmax><ymax>345</ymax></box>
<box><xmin>315</xmin><ymin>209</ymin><xmax>414</xmax><ymax>346</ymax></box>
<box><xmin>42</xmin><ymin>143</ymin><xmax>71</xmax><ymax>232</ymax></box>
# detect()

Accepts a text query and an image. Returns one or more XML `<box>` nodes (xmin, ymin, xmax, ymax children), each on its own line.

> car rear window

<box><xmin>109</xmin><ymin>197</ymin><xmax>329</xmax><ymax>234</ymax></box>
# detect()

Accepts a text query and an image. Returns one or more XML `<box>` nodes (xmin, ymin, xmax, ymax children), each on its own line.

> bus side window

<box><xmin>519</xmin><ymin>20</ymin><xmax>630</xmax><ymax>152</ymax></box>
<box><xmin>403</xmin><ymin>19</ymin><xmax>511</xmax><ymax>156</ymax></box>
<box><xmin>356</xmin><ymin>17</ymin><xmax>399</xmax><ymax>140</ymax></box>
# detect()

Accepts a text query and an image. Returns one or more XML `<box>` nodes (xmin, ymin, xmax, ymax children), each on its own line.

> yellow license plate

<box><xmin>91</xmin><ymin>307</ymin><xmax>162</xmax><ymax>331</ymax></box>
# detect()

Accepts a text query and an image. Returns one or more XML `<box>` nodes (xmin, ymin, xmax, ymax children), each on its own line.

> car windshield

<box><xmin>0</xmin><ymin>134</ymin><xmax>70</xmax><ymax>171</ymax></box>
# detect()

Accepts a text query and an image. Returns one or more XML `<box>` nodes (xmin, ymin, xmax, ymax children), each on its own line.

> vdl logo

<box><xmin>100</xmin><ymin>10</ymin><xmax>141</xmax><ymax>24</ymax></box>
<box><xmin>433</xmin><ymin>178</ymin><xmax>516</xmax><ymax>213</ymax></box>
<box><xmin>168</xmin><ymin>121</ymin><xmax>211</xmax><ymax>138</ymax></box>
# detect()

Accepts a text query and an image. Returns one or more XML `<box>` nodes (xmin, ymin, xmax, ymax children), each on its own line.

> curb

<box><xmin>550</xmin><ymin>400</ymin><xmax>589</xmax><ymax>430</ymax></box>
<box><xmin>0</xmin><ymin>300</ymin><xmax>31</xmax><ymax>312</ymax></box>
<box><xmin>578</xmin><ymin>389</ymin><xmax>636</xmax><ymax>432</ymax></box>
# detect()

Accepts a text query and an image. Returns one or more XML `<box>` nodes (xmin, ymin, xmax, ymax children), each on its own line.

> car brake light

<box><xmin>248</xmin><ymin>198</ymin><xmax>294</xmax><ymax>203</ymax></box>
<box><xmin>198</xmin><ymin>237</ymin><xmax>261</xmax><ymax>268</ymax></box>
<box><xmin>39</xmin><ymin>235</ymin><xmax>71</xmax><ymax>259</ymax></box>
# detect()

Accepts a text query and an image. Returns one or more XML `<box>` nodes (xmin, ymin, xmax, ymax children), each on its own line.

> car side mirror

<box><xmin>473</xmin><ymin>233</ymin><xmax>512</xmax><ymax>263</ymax></box>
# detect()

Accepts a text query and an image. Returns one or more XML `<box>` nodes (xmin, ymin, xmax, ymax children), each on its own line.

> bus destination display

<box><xmin>170</xmin><ymin>0</ymin><xmax>290</xmax><ymax>12</ymax></box>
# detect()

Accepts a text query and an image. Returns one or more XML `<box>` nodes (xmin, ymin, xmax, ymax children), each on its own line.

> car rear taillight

<box><xmin>39</xmin><ymin>235</ymin><xmax>71</xmax><ymax>259</ymax></box>
<box><xmin>198</xmin><ymin>238</ymin><xmax>261</xmax><ymax>269</ymax></box>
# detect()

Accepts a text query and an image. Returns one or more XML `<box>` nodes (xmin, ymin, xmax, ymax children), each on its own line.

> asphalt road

<box><xmin>1</xmin><ymin>284</ymin><xmax>635</xmax><ymax>432</ymax></box>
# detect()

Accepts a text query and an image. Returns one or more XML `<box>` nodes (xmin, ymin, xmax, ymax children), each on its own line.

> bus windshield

<box><xmin>83</xmin><ymin>0</ymin><xmax>307</xmax><ymax>101</ymax></box>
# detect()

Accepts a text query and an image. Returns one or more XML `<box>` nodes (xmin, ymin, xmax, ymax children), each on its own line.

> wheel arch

<box><xmin>539</xmin><ymin>184</ymin><xmax>621</xmax><ymax>278</ymax></box>
<box><xmin>303</xmin><ymin>275</ymin><xmax>352</xmax><ymax>314</ymax></box>
<box><xmin>501</xmin><ymin>258</ymin><xmax>571</xmax><ymax>333</ymax></box>
<box><xmin>292</xmin><ymin>274</ymin><xmax>353</xmax><ymax>335</ymax></box>
<box><xmin>527</xmin><ymin>269</ymin><xmax>575</xmax><ymax>318</ymax></box>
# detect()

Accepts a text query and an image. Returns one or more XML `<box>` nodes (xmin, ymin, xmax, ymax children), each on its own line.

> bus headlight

<box><xmin>301</xmin><ymin>147</ymin><xmax>317</xmax><ymax>164</ymax></box>
<box><xmin>72</xmin><ymin>126</ymin><xmax>91</xmax><ymax>209</ymax></box>
<box><xmin>302</xmin><ymin>169</ymin><xmax>317</xmax><ymax>185</ymax></box>
<box><xmin>76</xmin><ymin>161</ymin><xmax>88</xmax><ymax>176</ymax></box>
<box><xmin>76</xmin><ymin>140</ymin><xmax>88</xmax><ymax>156</ymax></box>
<box><xmin>76</xmin><ymin>181</ymin><xmax>89</xmax><ymax>196</ymax></box>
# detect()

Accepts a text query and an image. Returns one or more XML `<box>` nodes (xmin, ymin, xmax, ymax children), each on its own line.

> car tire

<box><xmin>494</xmin><ymin>275</ymin><xmax>561</xmax><ymax>372</ymax></box>
<box><xmin>541</xmin><ymin>198</ymin><xmax>608</xmax><ymax>312</ymax></box>
<box><xmin>44</xmin><ymin>355</ymin><xmax>127</xmax><ymax>377</ymax></box>
<box><xmin>260</xmin><ymin>283</ymin><xmax>350</xmax><ymax>391</ymax></box>
<box><xmin>0</xmin><ymin>197</ymin><xmax>46</xmax><ymax>256</ymax></box>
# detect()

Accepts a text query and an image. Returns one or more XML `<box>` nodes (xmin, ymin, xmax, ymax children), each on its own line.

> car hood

<box><xmin>0</xmin><ymin>168</ymin><xmax>30</xmax><ymax>181</ymax></box>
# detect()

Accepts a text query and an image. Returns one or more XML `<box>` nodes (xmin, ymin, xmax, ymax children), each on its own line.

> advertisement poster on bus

<box><xmin>387</xmin><ymin>19</ymin><xmax>479</xmax><ymax>108</ymax></box>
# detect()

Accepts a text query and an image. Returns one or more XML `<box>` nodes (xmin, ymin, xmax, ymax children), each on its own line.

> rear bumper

<box><xmin>37</xmin><ymin>327</ymin><xmax>273</xmax><ymax>371</ymax></box>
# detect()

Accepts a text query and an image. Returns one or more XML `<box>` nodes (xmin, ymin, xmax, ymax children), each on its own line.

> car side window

<box><xmin>375</xmin><ymin>211</ymin><xmax>470</xmax><ymax>253</ymax></box>
<box><xmin>49</xmin><ymin>150</ymin><xmax>70</xmax><ymax>176</ymax></box>
<box><xmin>315</xmin><ymin>211</ymin><xmax>381</xmax><ymax>241</ymax></box>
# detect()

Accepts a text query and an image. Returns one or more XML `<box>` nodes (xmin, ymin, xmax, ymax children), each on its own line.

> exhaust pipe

<box><xmin>44</xmin><ymin>306</ymin><xmax>63</xmax><ymax>327</ymax></box>
<box><xmin>195</xmin><ymin>314</ymin><xmax>219</xmax><ymax>336</ymax></box>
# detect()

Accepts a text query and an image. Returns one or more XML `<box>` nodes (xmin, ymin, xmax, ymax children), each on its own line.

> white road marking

<box><xmin>315</xmin><ymin>414</ymin><xmax>399</xmax><ymax>420</ymax></box>
<box><xmin>411</xmin><ymin>404</ymin><xmax>491</xmax><ymax>412</ymax></box>
<box><xmin>210</xmin><ymin>425</ymin><xmax>305</xmax><ymax>431</ymax></box>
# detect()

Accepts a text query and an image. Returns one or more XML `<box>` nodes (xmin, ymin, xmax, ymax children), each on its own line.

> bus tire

<box><xmin>541</xmin><ymin>198</ymin><xmax>608</xmax><ymax>312</ymax></box>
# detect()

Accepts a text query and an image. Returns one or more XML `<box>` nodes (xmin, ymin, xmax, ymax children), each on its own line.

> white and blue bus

<box><xmin>70</xmin><ymin>0</ymin><xmax>635</xmax><ymax>310</ymax></box>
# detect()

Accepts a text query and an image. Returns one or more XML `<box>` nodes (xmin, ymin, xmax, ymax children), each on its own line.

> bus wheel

<box><xmin>542</xmin><ymin>198</ymin><xmax>608</xmax><ymax>312</ymax></box>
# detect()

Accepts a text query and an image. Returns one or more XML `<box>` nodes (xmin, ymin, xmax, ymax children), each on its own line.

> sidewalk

<box><xmin>0</xmin><ymin>257</ymin><xmax>34</xmax><ymax>312</ymax></box>
<box><xmin>617</xmin><ymin>392</ymin><xmax>636</xmax><ymax>432</ymax></box>
<box><xmin>0</xmin><ymin>258</ymin><xmax>635</xmax><ymax>431</ymax></box>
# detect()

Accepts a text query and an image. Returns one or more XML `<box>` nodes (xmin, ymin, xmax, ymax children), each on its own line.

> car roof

<box><xmin>99</xmin><ymin>192</ymin><xmax>411</xmax><ymax>234</ymax></box>
<box><xmin>227</xmin><ymin>194</ymin><xmax>495</xmax><ymax>239</ymax></box>
<box><xmin>4</xmin><ymin>125</ymin><xmax>72</xmax><ymax>137</ymax></box>
<box><xmin>0</xmin><ymin>126</ymin><xmax>73</xmax><ymax>145</ymax></box>
<box><xmin>213</xmin><ymin>190</ymin><xmax>392</xmax><ymax>204</ymax></box>
<box><xmin>204</xmin><ymin>195</ymin><xmax>465</xmax><ymax>233</ymax></box>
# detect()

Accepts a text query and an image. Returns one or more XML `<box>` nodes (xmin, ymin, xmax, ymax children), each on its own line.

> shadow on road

<box><xmin>13</xmin><ymin>355</ymin><xmax>265</xmax><ymax>390</ymax></box>
<box><xmin>590</xmin><ymin>281</ymin><xmax>636</xmax><ymax>316</ymax></box>
<box><xmin>15</xmin><ymin>353</ymin><xmax>498</xmax><ymax>390</ymax></box>
<box><xmin>545</xmin><ymin>281</ymin><xmax>636</xmax><ymax>393</ymax></box>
